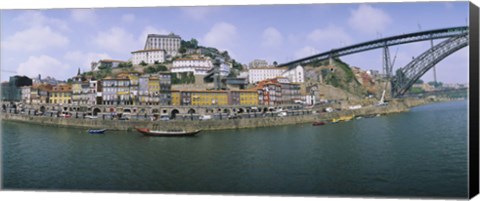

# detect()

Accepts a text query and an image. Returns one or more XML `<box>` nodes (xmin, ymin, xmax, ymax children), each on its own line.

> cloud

<box><xmin>14</xmin><ymin>10</ymin><xmax>69</xmax><ymax>31</ymax></box>
<box><xmin>137</xmin><ymin>26</ymin><xmax>169</xmax><ymax>47</ymax></box>
<box><xmin>71</xmin><ymin>9</ymin><xmax>96</xmax><ymax>23</ymax></box>
<box><xmin>348</xmin><ymin>4</ymin><xmax>392</xmax><ymax>35</ymax></box>
<box><xmin>181</xmin><ymin>7</ymin><xmax>217</xmax><ymax>21</ymax></box>
<box><xmin>307</xmin><ymin>25</ymin><xmax>353</xmax><ymax>48</ymax></box>
<box><xmin>2</xmin><ymin>26</ymin><xmax>69</xmax><ymax>52</ymax></box>
<box><xmin>17</xmin><ymin>55</ymin><xmax>70</xmax><ymax>80</ymax></box>
<box><xmin>202</xmin><ymin>22</ymin><xmax>237</xmax><ymax>51</ymax></box>
<box><xmin>64</xmin><ymin>51</ymin><xmax>112</xmax><ymax>71</ymax></box>
<box><xmin>122</xmin><ymin>14</ymin><xmax>135</xmax><ymax>23</ymax></box>
<box><xmin>261</xmin><ymin>27</ymin><xmax>283</xmax><ymax>48</ymax></box>
<box><xmin>93</xmin><ymin>27</ymin><xmax>138</xmax><ymax>53</ymax></box>
<box><xmin>294</xmin><ymin>46</ymin><xmax>320</xmax><ymax>59</ymax></box>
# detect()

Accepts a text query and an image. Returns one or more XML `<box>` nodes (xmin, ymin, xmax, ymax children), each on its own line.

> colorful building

<box><xmin>171</xmin><ymin>90</ymin><xmax>180</xmax><ymax>106</ymax></box>
<box><xmin>190</xmin><ymin>90</ymin><xmax>229</xmax><ymax>106</ymax></box>
<box><xmin>228</xmin><ymin>90</ymin><xmax>259</xmax><ymax>105</ymax></box>
<box><xmin>49</xmin><ymin>84</ymin><xmax>72</xmax><ymax>105</ymax></box>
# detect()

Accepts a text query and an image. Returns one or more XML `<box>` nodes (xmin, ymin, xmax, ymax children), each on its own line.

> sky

<box><xmin>0</xmin><ymin>1</ymin><xmax>470</xmax><ymax>84</ymax></box>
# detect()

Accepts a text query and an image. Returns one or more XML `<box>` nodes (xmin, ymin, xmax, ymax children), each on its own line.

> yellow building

<box><xmin>190</xmin><ymin>90</ymin><xmax>228</xmax><ymax>106</ymax></box>
<box><xmin>239</xmin><ymin>90</ymin><xmax>259</xmax><ymax>105</ymax></box>
<box><xmin>49</xmin><ymin>84</ymin><xmax>72</xmax><ymax>105</ymax></box>
<box><xmin>171</xmin><ymin>90</ymin><xmax>180</xmax><ymax>106</ymax></box>
<box><xmin>148</xmin><ymin>77</ymin><xmax>160</xmax><ymax>95</ymax></box>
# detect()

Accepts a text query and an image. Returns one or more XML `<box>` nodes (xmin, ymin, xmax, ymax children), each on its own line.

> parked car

<box><xmin>159</xmin><ymin>115</ymin><xmax>170</xmax><ymax>121</ymax></box>
<box><xmin>199</xmin><ymin>115</ymin><xmax>212</xmax><ymax>120</ymax></box>
<box><xmin>119</xmin><ymin>116</ymin><xmax>129</xmax><ymax>120</ymax></box>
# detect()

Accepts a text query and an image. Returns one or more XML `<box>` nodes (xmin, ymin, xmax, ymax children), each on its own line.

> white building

<box><xmin>131</xmin><ymin>49</ymin><xmax>166</xmax><ymax>65</ymax></box>
<box><xmin>219</xmin><ymin>63</ymin><xmax>232</xmax><ymax>76</ymax></box>
<box><xmin>171</xmin><ymin>58</ymin><xmax>213</xmax><ymax>75</ymax></box>
<box><xmin>21</xmin><ymin>86</ymin><xmax>31</xmax><ymax>104</ymax></box>
<box><xmin>248</xmin><ymin>66</ymin><xmax>286</xmax><ymax>84</ymax></box>
<box><xmin>88</xmin><ymin>80</ymin><xmax>102</xmax><ymax>105</ymax></box>
<box><xmin>282</xmin><ymin>65</ymin><xmax>305</xmax><ymax>83</ymax></box>
<box><xmin>144</xmin><ymin>33</ymin><xmax>181</xmax><ymax>57</ymax></box>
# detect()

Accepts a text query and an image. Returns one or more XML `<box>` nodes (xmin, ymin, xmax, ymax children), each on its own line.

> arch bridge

<box><xmin>278</xmin><ymin>26</ymin><xmax>469</xmax><ymax>97</ymax></box>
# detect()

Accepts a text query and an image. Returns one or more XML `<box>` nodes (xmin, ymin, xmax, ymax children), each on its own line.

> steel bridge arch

<box><xmin>391</xmin><ymin>34</ymin><xmax>469</xmax><ymax>97</ymax></box>
<box><xmin>279</xmin><ymin>26</ymin><xmax>468</xmax><ymax>68</ymax></box>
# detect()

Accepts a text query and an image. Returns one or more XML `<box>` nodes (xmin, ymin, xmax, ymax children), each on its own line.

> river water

<box><xmin>2</xmin><ymin>101</ymin><xmax>468</xmax><ymax>198</ymax></box>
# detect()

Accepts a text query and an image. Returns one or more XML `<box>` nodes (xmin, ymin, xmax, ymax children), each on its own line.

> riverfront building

<box><xmin>102</xmin><ymin>75</ymin><xmax>132</xmax><ymax>105</ymax></box>
<box><xmin>144</xmin><ymin>33</ymin><xmax>181</xmax><ymax>57</ymax></box>
<box><xmin>251</xmin><ymin>77</ymin><xmax>302</xmax><ymax>106</ymax></box>
<box><xmin>228</xmin><ymin>90</ymin><xmax>259</xmax><ymax>105</ymax></box>
<box><xmin>49</xmin><ymin>84</ymin><xmax>72</xmax><ymax>105</ymax></box>
<box><xmin>1</xmin><ymin>76</ymin><xmax>33</xmax><ymax>102</ymax></box>
<box><xmin>159</xmin><ymin>73</ymin><xmax>172</xmax><ymax>105</ymax></box>
<box><xmin>72</xmin><ymin>82</ymin><xmax>90</xmax><ymax>106</ymax></box>
<box><xmin>131</xmin><ymin>49</ymin><xmax>166</xmax><ymax>65</ymax></box>
<box><xmin>21</xmin><ymin>86</ymin><xmax>31</xmax><ymax>104</ymax></box>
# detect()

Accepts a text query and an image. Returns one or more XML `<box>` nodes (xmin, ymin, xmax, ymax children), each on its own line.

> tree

<box><xmin>140</xmin><ymin>61</ymin><xmax>148</xmax><ymax>66</ymax></box>
<box><xmin>188</xmin><ymin>72</ymin><xmax>195</xmax><ymax>84</ymax></box>
<box><xmin>273</xmin><ymin>61</ymin><xmax>278</xmax><ymax>66</ymax></box>
<box><xmin>179</xmin><ymin>47</ymin><xmax>187</xmax><ymax>54</ymax></box>
<box><xmin>144</xmin><ymin>66</ymin><xmax>157</xmax><ymax>74</ymax></box>
<box><xmin>190</xmin><ymin>38</ymin><xmax>198</xmax><ymax>48</ymax></box>
<box><xmin>155</xmin><ymin>64</ymin><xmax>168</xmax><ymax>72</ymax></box>
<box><xmin>171</xmin><ymin>73</ymin><xmax>180</xmax><ymax>84</ymax></box>
<box><xmin>415</xmin><ymin>79</ymin><xmax>424</xmax><ymax>84</ymax></box>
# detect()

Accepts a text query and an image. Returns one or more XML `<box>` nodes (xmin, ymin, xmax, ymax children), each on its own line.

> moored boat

<box><xmin>135</xmin><ymin>127</ymin><xmax>201</xmax><ymax>137</ymax></box>
<box><xmin>88</xmin><ymin>129</ymin><xmax>106</xmax><ymax>134</ymax></box>
<box><xmin>312</xmin><ymin>121</ymin><xmax>326</xmax><ymax>126</ymax></box>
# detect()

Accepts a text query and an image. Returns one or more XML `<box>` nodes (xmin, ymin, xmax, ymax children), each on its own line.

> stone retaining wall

<box><xmin>1</xmin><ymin>102</ymin><xmax>410</xmax><ymax>132</ymax></box>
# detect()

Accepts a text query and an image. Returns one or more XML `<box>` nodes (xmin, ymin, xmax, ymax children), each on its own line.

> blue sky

<box><xmin>0</xmin><ymin>1</ymin><xmax>469</xmax><ymax>83</ymax></box>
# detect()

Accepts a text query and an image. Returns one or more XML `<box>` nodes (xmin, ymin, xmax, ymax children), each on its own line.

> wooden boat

<box><xmin>312</xmin><ymin>121</ymin><xmax>326</xmax><ymax>126</ymax></box>
<box><xmin>88</xmin><ymin>129</ymin><xmax>106</xmax><ymax>134</ymax></box>
<box><xmin>135</xmin><ymin>127</ymin><xmax>201</xmax><ymax>137</ymax></box>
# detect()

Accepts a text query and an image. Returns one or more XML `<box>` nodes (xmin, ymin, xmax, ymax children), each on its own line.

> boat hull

<box><xmin>312</xmin><ymin>122</ymin><xmax>326</xmax><ymax>126</ymax></box>
<box><xmin>135</xmin><ymin>128</ymin><xmax>201</xmax><ymax>137</ymax></box>
<box><xmin>88</xmin><ymin>129</ymin><xmax>106</xmax><ymax>134</ymax></box>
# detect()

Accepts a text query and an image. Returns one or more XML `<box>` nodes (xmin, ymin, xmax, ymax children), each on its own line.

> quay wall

<box><xmin>1</xmin><ymin>102</ymin><xmax>412</xmax><ymax>131</ymax></box>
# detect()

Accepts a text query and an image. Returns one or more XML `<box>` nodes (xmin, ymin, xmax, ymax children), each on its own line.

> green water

<box><xmin>2</xmin><ymin>101</ymin><xmax>468</xmax><ymax>198</ymax></box>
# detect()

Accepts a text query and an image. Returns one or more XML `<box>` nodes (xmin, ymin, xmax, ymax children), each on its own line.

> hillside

<box><xmin>303</xmin><ymin>58</ymin><xmax>370</xmax><ymax>100</ymax></box>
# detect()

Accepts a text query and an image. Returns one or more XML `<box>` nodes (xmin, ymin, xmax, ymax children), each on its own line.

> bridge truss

<box><xmin>391</xmin><ymin>34</ymin><xmax>469</xmax><ymax>97</ymax></box>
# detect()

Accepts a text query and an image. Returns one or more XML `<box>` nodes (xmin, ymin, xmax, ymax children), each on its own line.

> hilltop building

<box><xmin>131</xmin><ymin>49</ymin><xmax>166</xmax><ymax>65</ymax></box>
<box><xmin>281</xmin><ymin>65</ymin><xmax>305</xmax><ymax>83</ymax></box>
<box><xmin>144</xmin><ymin>33</ymin><xmax>181</xmax><ymax>57</ymax></box>
<box><xmin>248</xmin><ymin>66</ymin><xmax>286</xmax><ymax>84</ymax></box>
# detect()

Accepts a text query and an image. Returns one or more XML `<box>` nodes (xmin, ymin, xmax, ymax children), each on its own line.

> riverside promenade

<box><xmin>1</xmin><ymin>98</ymin><xmax>435</xmax><ymax>131</ymax></box>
